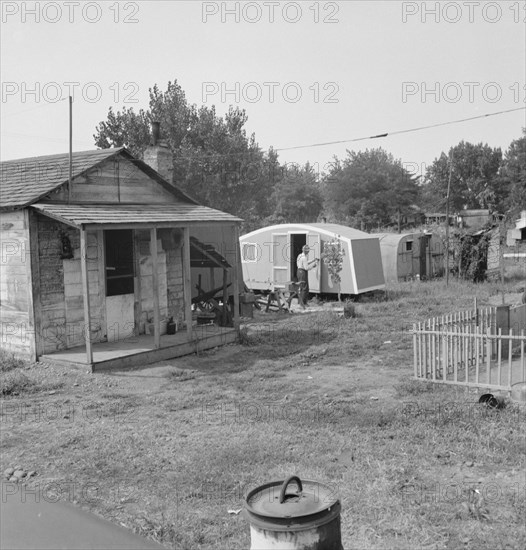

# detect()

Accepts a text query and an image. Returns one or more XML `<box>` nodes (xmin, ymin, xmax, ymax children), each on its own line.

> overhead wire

<box><xmin>2</xmin><ymin>106</ymin><xmax>523</xmax><ymax>162</ymax></box>
<box><xmin>275</xmin><ymin>107</ymin><xmax>526</xmax><ymax>152</ymax></box>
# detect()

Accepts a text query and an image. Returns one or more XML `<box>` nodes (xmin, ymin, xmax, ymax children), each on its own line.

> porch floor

<box><xmin>39</xmin><ymin>325</ymin><xmax>238</xmax><ymax>372</ymax></box>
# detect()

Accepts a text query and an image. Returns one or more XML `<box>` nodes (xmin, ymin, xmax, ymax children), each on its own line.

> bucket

<box><xmin>244</xmin><ymin>475</ymin><xmax>343</xmax><ymax>550</ymax></box>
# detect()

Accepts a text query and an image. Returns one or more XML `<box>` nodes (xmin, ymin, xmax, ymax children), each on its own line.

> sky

<box><xmin>1</xmin><ymin>0</ymin><xmax>525</xmax><ymax>183</ymax></box>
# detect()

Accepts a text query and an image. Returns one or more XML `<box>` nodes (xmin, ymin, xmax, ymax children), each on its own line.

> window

<box><xmin>105</xmin><ymin>230</ymin><xmax>134</xmax><ymax>296</ymax></box>
<box><xmin>242</xmin><ymin>243</ymin><xmax>257</xmax><ymax>262</ymax></box>
<box><xmin>405</xmin><ymin>241</ymin><xmax>413</xmax><ymax>252</ymax></box>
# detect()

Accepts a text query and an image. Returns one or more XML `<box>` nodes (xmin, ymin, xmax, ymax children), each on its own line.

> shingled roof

<box><xmin>0</xmin><ymin>147</ymin><xmax>196</xmax><ymax>209</ymax></box>
<box><xmin>31</xmin><ymin>203</ymin><xmax>242</xmax><ymax>227</ymax></box>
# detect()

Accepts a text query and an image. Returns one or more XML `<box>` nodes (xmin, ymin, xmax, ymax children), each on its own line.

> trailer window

<box><xmin>242</xmin><ymin>243</ymin><xmax>257</xmax><ymax>262</ymax></box>
<box><xmin>405</xmin><ymin>241</ymin><xmax>413</xmax><ymax>252</ymax></box>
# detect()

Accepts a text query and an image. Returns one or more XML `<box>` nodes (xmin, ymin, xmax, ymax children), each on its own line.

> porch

<box><xmin>39</xmin><ymin>324</ymin><xmax>238</xmax><ymax>372</ymax></box>
<box><xmin>30</xmin><ymin>203</ymin><xmax>242</xmax><ymax>370</ymax></box>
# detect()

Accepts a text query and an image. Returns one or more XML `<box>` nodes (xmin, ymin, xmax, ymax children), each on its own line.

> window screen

<box><xmin>105</xmin><ymin>229</ymin><xmax>134</xmax><ymax>296</ymax></box>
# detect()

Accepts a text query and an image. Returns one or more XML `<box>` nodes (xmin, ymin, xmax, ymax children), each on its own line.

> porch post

<box><xmin>79</xmin><ymin>228</ymin><xmax>93</xmax><ymax>365</ymax></box>
<box><xmin>232</xmin><ymin>224</ymin><xmax>240</xmax><ymax>331</ymax></box>
<box><xmin>150</xmin><ymin>227</ymin><xmax>161</xmax><ymax>349</ymax></box>
<box><xmin>182</xmin><ymin>227</ymin><xmax>193</xmax><ymax>341</ymax></box>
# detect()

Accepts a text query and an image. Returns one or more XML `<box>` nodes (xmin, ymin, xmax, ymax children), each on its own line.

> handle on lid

<box><xmin>279</xmin><ymin>475</ymin><xmax>303</xmax><ymax>503</ymax></box>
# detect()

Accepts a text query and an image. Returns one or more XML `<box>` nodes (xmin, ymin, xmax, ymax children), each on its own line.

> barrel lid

<box><xmin>245</xmin><ymin>476</ymin><xmax>339</xmax><ymax>519</ymax></box>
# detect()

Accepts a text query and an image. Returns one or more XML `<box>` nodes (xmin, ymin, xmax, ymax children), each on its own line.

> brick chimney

<box><xmin>143</xmin><ymin>121</ymin><xmax>174</xmax><ymax>184</ymax></box>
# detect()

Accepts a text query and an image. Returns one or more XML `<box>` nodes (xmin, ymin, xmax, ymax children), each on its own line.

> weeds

<box><xmin>0</xmin><ymin>350</ymin><xmax>28</xmax><ymax>372</ymax></box>
<box><xmin>1</xmin><ymin>370</ymin><xmax>36</xmax><ymax>396</ymax></box>
<box><xmin>168</xmin><ymin>368</ymin><xmax>196</xmax><ymax>382</ymax></box>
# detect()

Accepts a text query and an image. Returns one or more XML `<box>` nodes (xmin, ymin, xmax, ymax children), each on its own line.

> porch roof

<box><xmin>31</xmin><ymin>202</ymin><xmax>241</xmax><ymax>228</ymax></box>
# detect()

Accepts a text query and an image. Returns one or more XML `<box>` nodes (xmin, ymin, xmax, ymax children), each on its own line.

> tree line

<box><xmin>94</xmin><ymin>80</ymin><xmax>526</xmax><ymax>233</ymax></box>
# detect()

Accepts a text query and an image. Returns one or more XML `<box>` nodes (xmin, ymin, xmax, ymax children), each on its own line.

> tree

<box><xmin>93</xmin><ymin>80</ymin><xmax>277</xmax><ymax>229</ymax></box>
<box><xmin>322</xmin><ymin>148</ymin><xmax>419</xmax><ymax>230</ymax></box>
<box><xmin>266</xmin><ymin>162</ymin><xmax>323</xmax><ymax>224</ymax></box>
<box><xmin>422</xmin><ymin>141</ymin><xmax>503</xmax><ymax>213</ymax></box>
<box><xmin>499</xmin><ymin>130</ymin><xmax>526</xmax><ymax>219</ymax></box>
<box><xmin>93</xmin><ymin>106</ymin><xmax>151</xmax><ymax>158</ymax></box>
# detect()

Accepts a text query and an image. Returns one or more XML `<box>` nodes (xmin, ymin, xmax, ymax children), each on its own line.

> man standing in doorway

<box><xmin>296</xmin><ymin>245</ymin><xmax>319</xmax><ymax>309</ymax></box>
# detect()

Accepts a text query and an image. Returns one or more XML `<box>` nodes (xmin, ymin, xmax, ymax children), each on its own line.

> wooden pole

<box><xmin>80</xmin><ymin>228</ymin><xmax>93</xmax><ymax>365</ymax></box>
<box><xmin>133</xmin><ymin>231</ymin><xmax>142</xmax><ymax>336</ymax></box>
<box><xmin>222</xmin><ymin>268</ymin><xmax>228</xmax><ymax>326</ymax></box>
<box><xmin>232</xmin><ymin>224</ymin><xmax>240</xmax><ymax>331</ymax></box>
<box><xmin>150</xmin><ymin>228</ymin><xmax>160</xmax><ymax>349</ymax></box>
<box><xmin>445</xmin><ymin>151</ymin><xmax>453</xmax><ymax>286</ymax></box>
<box><xmin>68</xmin><ymin>96</ymin><xmax>72</xmax><ymax>203</ymax></box>
<box><xmin>499</xmin><ymin>221</ymin><xmax>505</xmax><ymax>284</ymax></box>
<box><xmin>182</xmin><ymin>227</ymin><xmax>193</xmax><ymax>341</ymax></box>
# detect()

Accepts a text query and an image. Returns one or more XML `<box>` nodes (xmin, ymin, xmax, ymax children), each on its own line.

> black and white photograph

<box><xmin>1</xmin><ymin>1</ymin><xmax>525</xmax><ymax>548</ymax></box>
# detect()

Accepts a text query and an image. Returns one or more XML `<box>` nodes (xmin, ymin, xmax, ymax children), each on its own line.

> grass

<box><xmin>0</xmin><ymin>352</ymin><xmax>64</xmax><ymax>396</ymax></box>
<box><xmin>1</xmin><ymin>278</ymin><xmax>525</xmax><ymax>549</ymax></box>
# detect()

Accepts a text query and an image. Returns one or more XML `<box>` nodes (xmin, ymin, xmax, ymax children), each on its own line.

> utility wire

<box><xmin>1</xmin><ymin>97</ymin><xmax>68</xmax><ymax>118</ymax></box>
<box><xmin>276</xmin><ymin>107</ymin><xmax>526</xmax><ymax>152</ymax></box>
<box><xmin>2</xmin><ymin>106</ymin><xmax>523</xmax><ymax>161</ymax></box>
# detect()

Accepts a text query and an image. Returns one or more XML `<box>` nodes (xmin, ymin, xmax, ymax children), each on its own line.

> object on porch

<box><xmin>167</xmin><ymin>317</ymin><xmax>177</xmax><ymax>335</ymax></box>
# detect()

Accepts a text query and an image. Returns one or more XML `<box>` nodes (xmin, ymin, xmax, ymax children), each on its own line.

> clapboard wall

<box><xmin>0</xmin><ymin>210</ymin><xmax>34</xmax><ymax>358</ymax></box>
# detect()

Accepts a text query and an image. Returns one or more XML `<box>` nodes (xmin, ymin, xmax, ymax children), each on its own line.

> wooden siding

<box><xmin>0</xmin><ymin>210</ymin><xmax>34</xmax><ymax>357</ymax></box>
<box><xmin>50</xmin><ymin>157</ymin><xmax>179</xmax><ymax>205</ymax></box>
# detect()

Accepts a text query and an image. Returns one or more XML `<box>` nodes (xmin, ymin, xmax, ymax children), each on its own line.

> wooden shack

<box><xmin>240</xmin><ymin>223</ymin><xmax>385</xmax><ymax>296</ymax></box>
<box><xmin>0</xmin><ymin>146</ymin><xmax>242</xmax><ymax>370</ymax></box>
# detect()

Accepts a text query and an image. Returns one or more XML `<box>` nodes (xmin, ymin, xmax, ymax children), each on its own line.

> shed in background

<box><xmin>372</xmin><ymin>232</ymin><xmax>444</xmax><ymax>284</ymax></box>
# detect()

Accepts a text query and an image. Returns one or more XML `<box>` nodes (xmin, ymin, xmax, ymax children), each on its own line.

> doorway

<box><xmin>290</xmin><ymin>233</ymin><xmax>307</xmax><ymax>281</ymax></box>
<box><xmin>104</xmin><ymin>229</ymin><xmax>135</xmax><ymax>342</ymax></box>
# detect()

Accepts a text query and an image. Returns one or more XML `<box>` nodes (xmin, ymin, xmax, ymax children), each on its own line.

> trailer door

<box><xmin>307</xmin><ymin>232</ymin><xmax>321</xmax><ymax>293</ymax></box>
<box><xmin>271</xmin><ymin>233</ymin><xmax>288</xmax><ymax>289</ymax></box>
